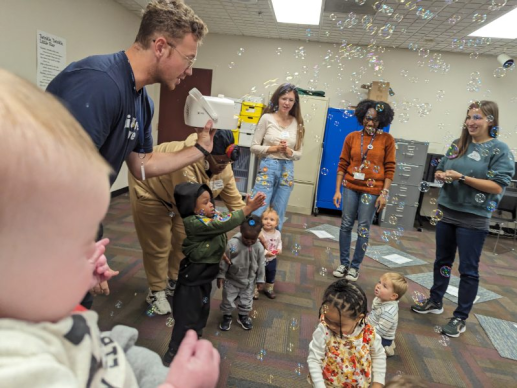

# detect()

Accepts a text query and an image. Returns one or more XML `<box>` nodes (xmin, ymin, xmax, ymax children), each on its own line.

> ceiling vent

<box><xmin>324</xmin><ymin>0</ymin><xmax>376</xmax><ymax>15</ymax></box>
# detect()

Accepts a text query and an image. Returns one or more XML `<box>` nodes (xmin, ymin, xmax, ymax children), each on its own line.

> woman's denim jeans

<box><xmin>339</xmin><ymin>188</ymin><xmax>378</xmax><ymax>270</ymax></box>
<box><xmin>430</xmin><ymin>221</ymin><xmax>487</xmax><ymax>320</ymax></box>
<box><xmin>252</xmin><ymin>158</ymin><xmax>294</xmax><ymax>231</ymax></box>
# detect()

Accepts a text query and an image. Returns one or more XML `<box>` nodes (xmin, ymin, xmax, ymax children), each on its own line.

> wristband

<box><xmin>194</xmin><ymin>143</ymin><xmax>210</xmax><ymax>157</ymax></box>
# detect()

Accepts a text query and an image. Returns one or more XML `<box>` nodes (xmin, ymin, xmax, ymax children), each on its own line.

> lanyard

<box><xmin>360</xmin><ymin>130</ymin><xmax>376</xmax><ymax>166</ymax></box>
<box><xmin>129</xmin><ymin>61</ymin><xmax>145</xmax><ymax>153</ymax></box>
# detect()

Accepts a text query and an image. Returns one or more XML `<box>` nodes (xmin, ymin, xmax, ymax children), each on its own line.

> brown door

<box><xmin>157</xmin><ymin>68</ymin><xmax>213</xmax><ymax>143</ymax></box>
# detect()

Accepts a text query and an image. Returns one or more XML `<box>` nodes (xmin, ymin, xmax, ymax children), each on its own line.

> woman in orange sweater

<box><xmin>332</xmin><ymin>99</ymin><xmax>396</xmax><ymax>281</ymax></box>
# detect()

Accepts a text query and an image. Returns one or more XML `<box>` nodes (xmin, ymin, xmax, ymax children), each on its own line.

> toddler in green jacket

<box><xmin>163</xmin><ymin>182</ymin><xmax>265</xmax><ymax>366</ymax></box>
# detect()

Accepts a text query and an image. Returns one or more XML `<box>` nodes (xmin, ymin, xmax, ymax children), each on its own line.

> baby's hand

<box><xmin>89</xmin><ymin>239</ymin><xmax>120</xmax><ymax>294</ymax></box>
<box><xmin>159</xmin><ymin>330</ymin><xmax>220</xmax><ymax>388</ymax></box>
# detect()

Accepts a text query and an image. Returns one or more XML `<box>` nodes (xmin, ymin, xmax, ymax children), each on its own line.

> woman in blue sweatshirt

<box><xmin>411</xmin><ymin>100</ymin><xmax>514</xmax><ymax>337</ymax></box>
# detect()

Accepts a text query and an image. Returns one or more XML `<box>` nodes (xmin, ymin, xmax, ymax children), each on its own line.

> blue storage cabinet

<box><xmin>314</xmin><ymin>108</ymin><xmax>390</xmax><ymax>214</ymax></box>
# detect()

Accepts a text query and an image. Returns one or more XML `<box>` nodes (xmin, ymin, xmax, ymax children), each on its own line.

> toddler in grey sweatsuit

<box><xmin>217</xmin><ymin>215</ymin><xmax>266</xmax><ymax>331</ymax></box>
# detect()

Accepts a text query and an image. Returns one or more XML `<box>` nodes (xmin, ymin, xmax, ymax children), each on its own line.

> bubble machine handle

<box><xmin>189</xmin><ymin>88</ymin><xmax>219</xmax><ymax>122</ymax></box>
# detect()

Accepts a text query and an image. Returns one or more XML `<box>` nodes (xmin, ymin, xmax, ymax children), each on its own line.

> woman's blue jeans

<box><xmin>252</xmin><ymin>158</ymin><xmax>294</xmax><ymax>231</ymax></box>
<box><xmin>430</xmin><ymin>221</ymin><xmax>487</xmax><ymax>320</ymax></box>
<box><xmin>339</xmin><ymin>188</ymin><xmax>378</xmax><ymax>270</ymax></box>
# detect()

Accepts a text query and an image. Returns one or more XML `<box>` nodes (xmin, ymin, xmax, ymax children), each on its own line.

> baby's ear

<box><xmin>391</xmin><ymin>293</ymin><xmax>399</xmax><ymax>301</ymax></box>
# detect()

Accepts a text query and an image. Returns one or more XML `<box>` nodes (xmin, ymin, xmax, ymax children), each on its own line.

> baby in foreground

<box><xmin>0</xmin><ymin>69</ymin><xmax>219</xmax><ymax>388</ymax></box>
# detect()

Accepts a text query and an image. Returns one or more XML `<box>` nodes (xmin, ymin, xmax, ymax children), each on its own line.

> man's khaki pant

<box><xmin>129</xmin><ymin>185</ymin><xmax>186</xmax><ymax>291</ymax></box>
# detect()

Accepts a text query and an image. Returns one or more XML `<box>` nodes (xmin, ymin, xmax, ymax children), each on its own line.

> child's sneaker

<box><xmin>332</xmin><ymin>265</ymin><xmax>347</xmax><ymax>278</ymax></box>
<box><xmin>442</xmin><ymin>317</ymin><xmax>466</xmax><ymax>338</ymax></box>
<box><xmin>384</xmin><ymin>343</ymin><xmax>395</xmax><ymax>357</ymax></box>
<box><xmin>345</xmin><ymin>268</ymin><xmax>359</xmax><ymax>282</ymax></box>
<box><xmin>219</xmin><ymin>314</ymin><xmax>232</xmax><ymax>331</ymax></box>
<box><xmin>145</xmin><ymin>290</ymin><xmax>171</xmax><ymax>315</ymax></box>
<box><xmin>411</xmin><ymin>298</ymin><xmax>443</xmax><ymax>314</ymax></box>
<box><xmin>237</xmin><ymin>314</ymin><xmax>253</xmax><ymax>330</ymax></box>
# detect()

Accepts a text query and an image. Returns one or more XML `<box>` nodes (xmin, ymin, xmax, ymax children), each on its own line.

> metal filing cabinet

<box><xmin>380</xmin><ymin>139</ymin><xmax>429</xmax><ymax>230</ymax></box>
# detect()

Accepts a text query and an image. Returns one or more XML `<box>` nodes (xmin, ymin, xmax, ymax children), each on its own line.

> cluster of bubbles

<box><xmin>166</xmin><ymin>317</ymin><xmax>175</xmax><ymax>328</ymax></box>
<box><xmin>294</xmin><ymin>363</ymin><xmax>305</xmax><ymax>376</ymax></box>
<box><xmin>319</xmin><ymin>267</ymin><xmax>328</xmax><ymax>277</ymax></box>
<box><xmin>251</xmin><ymin>310</ymin><xmax>259</xmax><ymax>319</ymax></box>
<box><xmin>115</xmin><ymin>300</ymin><xmax>123</xmax><ymax>309</ymax></box>
<box><xmin>290</xmin><ymin>318</ymin><xmax>299</xmax><ymax>331</ymax></box>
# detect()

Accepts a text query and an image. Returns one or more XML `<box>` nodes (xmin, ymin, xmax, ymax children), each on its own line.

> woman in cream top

<box><xmin>250</xmin><ymin>83</ymin><xmax>305</xmax><ymax>230</ymax></box>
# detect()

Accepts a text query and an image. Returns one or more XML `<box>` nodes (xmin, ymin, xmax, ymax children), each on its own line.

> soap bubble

<box><xmin>490</xmin><ymin>126</ymin><xmax>499</xmax><ymax>137</ymax></box>
<box><xmin>381</xmin><ymin>230</ymin><xmax>391</xmax><ymax>242</ymax></box>
<box><xmin>430</xmin><ymin>158</ymin><xmax>440</xmax><ymax>167</ymax></box>
<box><xmin>494</xmin><ymin>67</ymin><xmax>507</xmax><ymax>78</ymax></box>
<box><xmin>472</xmin><ymin>13</ymin><xmax>487</xmax><ymax>23</ymax></box>
<box><xmin>319</xmin><ymin>267</ymin><xmax>328</xmax><ymax>277</ymax></box>
<box><xmin>448</xmin><ymin>14</ymin><xmax>461</xmax><ymax>25</ymax></box>
<box><xmin>290</xmin><ymin>317</ymin><xmax>299</xmax><ymax>330</ymax></box>
<box><xmin>419</xmin><ymin>181</ymin><xmax>430</xmax><ymax>192</ymax></box>
<box><xmin>376</xmin><ymin>103</ymin><xmax>385</xmax><ymax>112</ymax></box>
<box><xmin>203</xmin><ymin>297</ymin><xmax>208</xmax><ymax>304</ymax></box>
<box><xmin>251</xmin><ymin>310</ymin><xmax>258</xmax><ymax>318</ymax></box>
<box><xmin>437</xmin><ymin>90</ymin><xmax>445</xmax><ymax>101</ymax></box>
<box><xmin>412</xmin><ymin>291</ymin><xmax>428</xmax><ymax>306</ymax></box>
<box><xmin>429</xmin><ymin>218</ymin><xmax>437</xmax><ymax>226</ymax></box>
<box><xmin>146</xmin><ymin>305</ymin><xmax>156</xmax><ymax>317</ymax></box>
<box><xmin>487</xmin><ymin>170</ymin><xmax>495</xmax><ymax>178</ymax></box>
<box><xmin>320</xmin><ymin>168</ymin><xmax>329</xmax><ymax>176</ymax></box>
<box><xmin>166</xmin><ymin>317</ymin><xmax>175</xmax><ymax>327</ymax></box>
<box><xmin>237</xmin><ymin>48</ymin><xmax>245</xmax><ymax>56</ymax></box>
<box><xmin>366</xmin><ymin>178</ymin><xmax>375</xmax><ymax>188</ymax></box>
<box><xmin>439</xmin><ymin>335</ymin><xmax>450</xmax><ymax>346</ymax></box>
<box><xmin>446</xmin><ymin>144</ymin><xmax>459</xmax><ymax>159</ymax></box>
<box><xmin>115</xmin><ymin>300</ymin><xmax>123</xmax><ymax>309</ymax></box>
<box><xmin>359</xmin><ymin>227</ymin><xmax>369</xmax><ymax>238</ymax></box>
<box><xmin>356</xmin><ymin>0</ymin><xmax>366</xmax><ymax>5</ymax></box>
<box><xmin>394</xmin><ymin>13</ymin><xmax>404</xmax><ymax>22</ymax></box>
<box><xmin>257</xmin><ymin>349</ymin><xmax>267</xmax><ymax>361</ymax></box>
<box><xmin>228</xmin><ymin>62</ymin><xmax>235</xmax><ymax>69</ymax></box>
<box><xmin>432</xmin><ymin>209</ymin><xmax>444</xmax><ymax>221</ymax></box>
<box><xmin>295</xmin><ymin>363</ymin><xmax>304</xmax><ymax>376</ymax></box>
<box><xmin>287</xmin><ymin>343</ymin><xmax>294</xmax><ymax>352</ymax></box>
<box><xmin>362</xmin><ymin>242</ymin><xmax>368</xmax><ymax>251</ymax></box>
<box><xmin>444</xmin><ymin>176</ymin><xmax>453</xmax><ymax>184</ymax></box>
<box><xmin>292</xmin><ymin>243</ymin><xmax>301</xmax><ymax>255</ymax></box>
<box><xmin>329</xmin><ymin>13</ymin><xmax>337</xmax><ymax>21</ymax></box>
<box><xmin>434</xmin><ymin>325</ymin><xmax>442</xmax><ymax>334</ymax></box>
<box><xmin>276</xmin><ymin>47</ymin><xmax>283</xmax><ymax>55</ymax></box>
<box><xmin>440</xmin><ymin>266</ymin><xmax>451</xmax><ymax>277</ymax></box>
<box><xmin>110</xmin><ymin>311</ymin><xmax>115</xmax><ymax>317</ymax></box>
<box><xmin>389</xmin><ymin>215</ymin><xmax>398</xmax><ymax>225</ymax></box>
<box><xmin>475</xmin><ymin>193</ymin><xmax>486</xmax><ymax>203</ymax></box>
<box><xmin>470</xmin><ymin>52</ymin><xmax>479</xmax><ymax>60</ymax></box>
<box><xmin>400</xmin><ymin>69</ymin><xmax>409</xmax><ymax>77</ymax></box>
<box><xmin>373</xmin><ymin>165</ymin><xmax>380</xmax><ymax>173</ymax></box>
<box><xmin>361</xmin><ymin>193</ymin><xmax>373</xmax><ymax>205</ymax></box>
<box><xmin>487</xmin><ymin>201</ymin><xmax>497</xmax><ymax>212</ymax></box>
<box><xmin>429</xmin><ymin>198</ymin><xmax>437</xmax><ymax>205</ymax></box>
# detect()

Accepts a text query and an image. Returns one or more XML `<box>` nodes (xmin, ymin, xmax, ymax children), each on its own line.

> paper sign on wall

<box><xmin>37</xmin><ymin>30</ymin><xmax>66</xmax><ymax>90</ymax></box>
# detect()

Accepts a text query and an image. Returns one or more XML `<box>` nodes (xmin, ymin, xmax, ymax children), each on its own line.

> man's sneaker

<box><xmin>442</xmin><ymin>317</ymin><xmax>466</xmax><ymax>338</ymax></box>
<box><xmin>333</xmin><ymin>265</ymin><xmax>348</xmax><ymax>278</ymax></box>
<box><xmin>145</xmin><ymin>290</ymin><xmax>171</xmax><ymax>315</ymax></box>
<box><xmin>219</xmin><ymin>315</ymin><xmax>232</xmax><ymax>331</ymax></box>
<box><xmin>411</xmin><ymin>298</ymin><xmax>443</xmax><ymax>315</ymax></box>
<box><xmin>345</xmin><ymin>268</ymin><xmax>359</xmax><ymax>282</ymax></box>
<box><xmin>162</xmin><ymin>349</ymin><xmax>175</xmax><ymax>367</ymax></box>
<box><xmin>237</xmin><ymin>314</ymin><xmax>253</xmax><ymax>330</ymax></box>
<box><xmin>165</xmin><ymin>279</ymin><xmax>177</xmax><ymax>297</ymax></box>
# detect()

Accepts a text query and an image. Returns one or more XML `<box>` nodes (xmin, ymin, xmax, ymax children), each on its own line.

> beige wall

<box><xmin>0</xmin><ymin>0</ymin><xmax>161</xmax><ymax>192</ymax></box>
<box><xmin>195</xmin><ymin>33</ymin><xmax>516</xmax><ymax>154</ymax></box>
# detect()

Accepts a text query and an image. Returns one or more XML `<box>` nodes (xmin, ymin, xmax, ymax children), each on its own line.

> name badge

<box><xmin>353</xmin><ymin>172</ymin><xmax>365</xmax><ymax>181</ymax></box>
<box><xmin>467</xmin><ymin>151</ymin><xmax>481</xmax><ymax>161</ymax></box>
<box><xmin>280</xmin><ymin>131</ymin><xmax>290</xmax><ymax>139</ymax></box>
<box><xmin>210</xmin><ymin>179</ymin><xmax>224</xmax><ymax>191</ymax></box>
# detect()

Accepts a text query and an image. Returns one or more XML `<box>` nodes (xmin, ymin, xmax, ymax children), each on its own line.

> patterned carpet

<box><xmin>93</xmin><ymin>194</ymin><xmax>517</xmax><ymax>387</ymax></box>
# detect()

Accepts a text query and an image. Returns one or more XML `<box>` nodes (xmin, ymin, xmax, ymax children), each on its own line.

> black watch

<box><xmin>459</xmin><ymin>175</ymin><xmax>466</xmax><ymax>183</ymax></box>
<box><xmin>194</xmin><ymin>143</ymin><xmax>210</xmax><ymax>157</ymax></box>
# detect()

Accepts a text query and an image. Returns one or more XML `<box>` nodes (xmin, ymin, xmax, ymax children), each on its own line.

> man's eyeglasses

<box><xmin>365</xmin><ymin>115</ymin><xmax>379</xmax><ymax>123</ymax></box>
<box><xmin>153</xmin><ymin>39</ymin><xmax>197</xmax><ymax>69</ymax></box>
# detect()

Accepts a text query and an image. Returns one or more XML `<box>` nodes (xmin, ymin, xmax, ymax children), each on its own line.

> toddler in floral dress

<box><xmin>307</xmin><ymin>279</ymin><xmax>386</xmax><ymax>388</ymax></box>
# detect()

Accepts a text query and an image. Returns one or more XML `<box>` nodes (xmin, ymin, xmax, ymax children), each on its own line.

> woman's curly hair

<box><xmin>355</xmin><ymin>99</ymin><xmax>394</xmax><ymax>129</ymax></box>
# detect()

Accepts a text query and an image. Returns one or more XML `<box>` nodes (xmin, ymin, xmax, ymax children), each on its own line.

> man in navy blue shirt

<box><xmin>47</xmin><ymin>0</ymin><xmax>212</xmax><ymax>305</ymax></box>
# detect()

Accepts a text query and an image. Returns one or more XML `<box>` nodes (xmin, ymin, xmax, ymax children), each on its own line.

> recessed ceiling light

<box><xmin>271</xmin><ymin>0</ymin><xmax>322</xmax><ymax>25</ymax></box>
<box><xmin>469</xmin><ymin>7</ymin><xmax>517</xmax><ymax>39</ymax></box>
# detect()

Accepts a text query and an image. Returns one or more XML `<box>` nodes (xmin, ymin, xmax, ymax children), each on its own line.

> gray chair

<box><xmin>491</xmin><ymin>188</ymin><xmax>517</xmax><ymax>255</ymax></box>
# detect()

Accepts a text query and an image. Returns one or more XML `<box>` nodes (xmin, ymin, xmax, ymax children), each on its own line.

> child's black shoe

<box><xmin>237</xmin><ymin>314</ymin><xmax>253</xmax><ymax>330</ymax></box>
<box><xmin>219</xmin><ymin>314</ymin><xmax>232</xmax><ymax>331</ymax></box>
<box><xmin>162</xmin><ymin>349</ymin><xmax>176</xmax><ymax>367</ymax></box>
